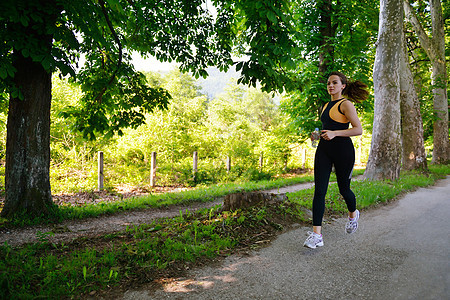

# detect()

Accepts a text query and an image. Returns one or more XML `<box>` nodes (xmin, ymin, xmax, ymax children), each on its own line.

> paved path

<box><xmin>122</xmin><ymin>176</ymin><xmax>450</xmax><ymax>300</ymax></box>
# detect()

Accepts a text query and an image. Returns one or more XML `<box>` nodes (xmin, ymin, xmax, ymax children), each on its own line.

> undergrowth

<box><xmin>0</xmin><ymin>203</ymin><xmax>299</xmax><ymax>299</ymax></box>
<box><xmin>1</xmin><ymin>170</ymin><xmax>322</xmax><ymax>227</ymax></box>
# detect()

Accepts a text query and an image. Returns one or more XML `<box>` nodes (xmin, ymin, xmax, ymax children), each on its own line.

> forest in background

<box><xmin>1</xmin><ymin>67</ymin><xmax>373</xmax><ymax>194</ymax></box>
<box><xmin>2</xmin><ymin>57</ymin><xmax>440</xmax><ymax>194</ymax></box>
<box><xmin>0</xmin><ymin>0</ymin><xmax>448</xmax><ymax>218</ymax></box>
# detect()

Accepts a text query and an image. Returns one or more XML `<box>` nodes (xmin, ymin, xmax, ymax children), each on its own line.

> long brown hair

<box><xmin>329</xmin><ymin>71</ymin><xmax>369</xmax><ymax>103</ymax></box>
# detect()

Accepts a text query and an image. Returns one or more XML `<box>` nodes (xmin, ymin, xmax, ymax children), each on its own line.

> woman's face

<box><xmin>327</xmin><ymin>75</ymin><xmax>346</xmax><ymax>96</ymax></box>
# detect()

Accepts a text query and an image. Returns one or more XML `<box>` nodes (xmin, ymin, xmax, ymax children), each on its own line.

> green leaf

<box><xmin>105</xmin><ymin>0</ymin><xmax>124</xmax><ymax>13</ymax></box>
<box><xmin>0</xmin><ymin>68</ymin><xmax>7</xmax><ymax>80</ymax></box>
<box><xmin>11</xmin><ymin>89</ymin><xmax>18</xmax><ymax>99</ymax></box>
<box><xmin>200</xmin><ymin>69</ymin><xmax>208</xmax><ymax>78</ymax></box>
<box><xmin>19</xmin><ymin>16</ymin><xmax>29</xmax><ymax>27</ymax></box>
<box><xmin>267</xmin><ymin>11</ymin><xmax>277</xmax><ymax>24</ymax></box>
<box><xmin>236</xmin><ymin>62</ymin><xmax>244</xmax><ymax>72</ymax></box>
<box><xmin>6</xmin><ymin>65</ymin><xmax>16</xmax><ymax>78</ymax></box>
<box><xmin>21</xmin><ymin>48</ymin><xmax>30</xmax><ymax>58</ymax></box>
<box><xmin>41</xmin><ymin>56</ymin><xmax>52</xmax><ymax>71</ymax></box>
<box><xmin>57</xmin><ymin>62</ymin><xmax>75</xmax><ymax>77</ymax></box>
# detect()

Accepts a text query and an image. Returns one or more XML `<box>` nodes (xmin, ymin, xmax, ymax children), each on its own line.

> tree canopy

<box><xmin>0</xmin><ymin>0</ymin><xmax>299</xmax><ymax>218</ymax></box>
<box><xmin>0</xmin><ymin>0</ymin><xmax>297</xmax><ymax>138</ymax></box>
<box><xmin>280</xmin><ymin>0</ymin><xmax>379</xmax><ymax>138</ymax></box>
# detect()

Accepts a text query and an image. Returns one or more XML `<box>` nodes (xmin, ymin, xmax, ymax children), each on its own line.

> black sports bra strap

<box><xmin>337</xmin><ymin>99</ymin><xmax>347</xmax><ymax>115</ymax></box>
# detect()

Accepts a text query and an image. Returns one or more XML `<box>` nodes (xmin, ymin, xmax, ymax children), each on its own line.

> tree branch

<box><xmin>95</xmin><ymin>0</ymin><xmax>123</xmax><ymax>103</ymax></box>
<box><xmin>402</xmin><ymin>0</ymin><xmax>434</xmax><ymax>60</ymax></box>
<box><xmin>410</xmin><ymin>58</ymin><xmax>431</xmax><ymax>66</ymax></box>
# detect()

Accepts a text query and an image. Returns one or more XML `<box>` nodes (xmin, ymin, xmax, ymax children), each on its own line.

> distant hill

<box><xmin>196</xmin><ymin>67</ymin><xmax>241</xmax><ymax>99</ymax></box>
<box><xmin>132</xmin><ymin>53</ymin><xmax>243</xmax><ymax>99</ymax></box>
<box><xmin>195</xmin><ymin>66</ymin><xmax>281</xmax><ymax>104</ymax></box>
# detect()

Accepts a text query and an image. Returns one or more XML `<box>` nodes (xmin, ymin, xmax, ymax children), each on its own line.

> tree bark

<box><xmin>365</xmin><ymin>0</ymin><xmax>403</xmax><ymax>180</ymax></box>
<box><xmin>1</xmin><ymin>54</ymin><xmax>53</xmax><ymax>218</ymax></box>
<box><xmin>403</xmin><ymin>0</ymin><xmax>449</xmax><ymax>164</ymax></box>
<box><xmin>430</xmin><ymin>52</ymin><xmax>449</xmax><ymax>164</ymax></box>
<box><xmin>428</xmin><ymin>0</ymin><xmax>448</xmax><ymax>164</ymax></box>
<box><xmin>317</xmin><ymin>0</ymin><xmax>335</xmax><ymax>75</ymax></box>
<box><xmin>399</xmin><ymin>28</ymin><xmax>427</xmax><ymax>171</ymax></box>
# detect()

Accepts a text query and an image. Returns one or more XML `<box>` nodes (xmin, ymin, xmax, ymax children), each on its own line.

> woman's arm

<box><xmin>320</xmin><ymin>100</ymin><xmax>362</xmax><ymax>140</ymax></box>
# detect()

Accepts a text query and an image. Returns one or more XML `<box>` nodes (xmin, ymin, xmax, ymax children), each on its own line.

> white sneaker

<box><xmin>303</xmin><ymin>231</ymin><xmax>324</xmax><ymax>249</ymax></box>
<box><xmin>346</xmin><ymin>209</ymin><xmax>360</xmax><ymax>234</ymax></box>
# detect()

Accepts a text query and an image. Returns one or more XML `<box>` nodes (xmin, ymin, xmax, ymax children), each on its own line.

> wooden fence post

<box><xmin>193</xmin><ymin>151</ymin><xmax>198</xmax><ymax>181</ymax></box>
<box><xmin>302</xmin><ymin>148</ymin><xmax>306</xmax><ymax>169</ymax></box>
<box><xmin>226</xmin><ymin>156</ymin><xmax>231</xmax><ymax>173</ymax></box>
<box><xmin>357</xmin><ymin>135</ymin><xmax>362</xmax><ymax>165</ymax></box>
<box><xmin>98</xmin><ymin>151</ymin><xmax>104</xmax><ymax>191</ymax></box>
<box><xmin>150</xmin><ymin>151</ymin><xmax>157</xmax><ymax>187</ymax></box>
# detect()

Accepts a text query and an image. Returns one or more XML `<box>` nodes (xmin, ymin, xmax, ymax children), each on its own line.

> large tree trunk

<box><xmin>399</xmin><ymin>28</ymin><xmax>427</xmax><ymax>171</ymax></box>
<box><xmin>364</xmin><ymin>0</ymin><xmax>403</xmax><ymax>180</ymax></box>
<box><xmin>430</xmin><ymin>60</ymin><xmax>449</xmax><ymax>164</ymax></box>
<box><xmin>317</xmin><ymin>0</ymin><xmax>335</xmax><ymax>75</ymax></box>
<box><xmin>403</xmin><ymin>0</ymin><xmax>449</xmax><ymax>164</ymax></box>
<box><xmin>1</xmin><ymin>54</ymin><xmax>53</xmax><ymax>219</ymax></box>
<box><xmin>430</xmin><ymin>0</ymin><xmax>449</xmax><ymax>164</ymax></box>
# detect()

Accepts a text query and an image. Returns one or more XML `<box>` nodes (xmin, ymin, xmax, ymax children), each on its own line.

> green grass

<box><xmin>24</xmin><ymin>169</ymin><xmax>368</xmax><ymax>227</ymax></box>
<box><xmin>3</xmin><ymin>170</ymin><xmax>321</xmax><ymax>227</ymax></box>
<box><xmin>287</xmin><ymin>164</ymin><xmax>449</xmax><ymax>217</ymax></box>
<box><xmin>0</xmin><ymin>205</ymin><xmax>288</xmax><ymax>299</ymax></box>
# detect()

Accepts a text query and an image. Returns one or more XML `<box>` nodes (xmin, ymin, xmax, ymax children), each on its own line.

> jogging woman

<box><xmin>304</xmin><ymin>71</ymin><xmax>369</xmax><ymax>249</ymax></box>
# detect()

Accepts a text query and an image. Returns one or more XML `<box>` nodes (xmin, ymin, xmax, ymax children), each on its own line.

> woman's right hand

<box><xmin>321</xmin><ymin>130</ymin><xmax>338</xmax><ymax>140</ymax></box>
<box><xmin>311</xmin><ymin>130</ymin><xmax>320</xmax><ymax>141</ymax></box>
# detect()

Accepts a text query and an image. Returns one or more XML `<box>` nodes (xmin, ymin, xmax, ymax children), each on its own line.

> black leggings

<box><xmin>313</xmin><ymin>137</ymin><xmax>356</xmax><ymax>226</ymax></box>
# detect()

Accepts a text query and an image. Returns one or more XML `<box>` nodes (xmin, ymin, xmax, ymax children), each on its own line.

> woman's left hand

<box><xmin>320</xmin><ymin>130</ymin><xmax>336</xmax><ymax>140</ymax></box>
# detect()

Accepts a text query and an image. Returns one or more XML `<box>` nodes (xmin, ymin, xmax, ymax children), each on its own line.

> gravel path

<box><xmin>121</xmin><ymin>176</ymin><xmax>450</xmax><ymax>300</ymax></box>
<box><xmin>0</xmin><ymin>199</ymin><xmax>223</xmax><ymax>247</ymax></box>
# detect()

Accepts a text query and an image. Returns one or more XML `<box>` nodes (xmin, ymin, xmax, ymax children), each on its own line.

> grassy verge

<box><xmin>58</xmin><ymin>171</ymin><xmax>318</xmax><ymax>218</ymax></box>
<box><xmin>2</xmin><ymin>169</ymin><xmax>368</xmax><ymax>227</ymax></box>
<box><xmin>288</xmin><ymin>164</ymin><xmax>450</xmax><ymax>218</ymax></box>
<box><xmin>1</xmin><ymin>170</ymin><xmax>312</xmax><ymax>227</ymax></box>
<box><xmin>0</xmin><ymin>165</ymin><xmax>448</xmax><ymax>298</ymax></box>
<box><xmin>0</xmin><ymin>204</ymin><xmax>299</xmax><ymax>299</ymax></box>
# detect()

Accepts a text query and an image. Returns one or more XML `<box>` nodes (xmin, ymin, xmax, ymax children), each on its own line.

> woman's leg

<box><xmin>312</xmin><ymin>143</ymin><xmax>333</xmax><ymax>234</ymax></box>
<box><xmin>333</xmin><ymin>140</ymin><xmax>361</xmax><ymax>234</ymax></box>
<box><xmin>333</xmin><ymin>139</ymin><xmax>357</xmax><ymax>214</ymax></box>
